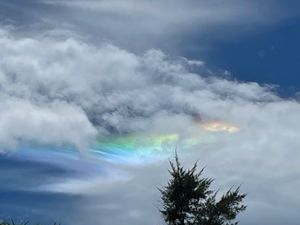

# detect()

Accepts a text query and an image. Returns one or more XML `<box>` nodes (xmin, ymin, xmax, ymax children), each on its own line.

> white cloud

<box><xmin>0</xmin><ymin>96</ymin><xmax>96</xmax><ymax>150</ymax></box>
<box><xmin>0</xmin><ymin>29</ymin><xmax>279</xmax><ymax>141</ymax></box>
<box><xmin>0</xmin><ymin>28</ymin><xmax>300</xmax><ymax>225</ymax></box>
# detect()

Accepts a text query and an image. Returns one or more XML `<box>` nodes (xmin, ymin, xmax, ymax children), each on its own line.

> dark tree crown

<box><xmin>160</xmin><ymin>154</ymin><xmax>246</xmax><ymax>225</ymax></box>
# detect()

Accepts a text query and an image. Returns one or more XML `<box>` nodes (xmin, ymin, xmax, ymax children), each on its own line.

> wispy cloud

<box><xmin>2</xmin><ymin>0</ymin><xmax>294</xmax><ymax>51</ymax></box>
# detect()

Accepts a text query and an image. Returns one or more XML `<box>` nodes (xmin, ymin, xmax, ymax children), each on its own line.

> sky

<box><xmin>0</xmin><ymin>1</ymin><xmax>300</xmax><ymax>225</ymax></box>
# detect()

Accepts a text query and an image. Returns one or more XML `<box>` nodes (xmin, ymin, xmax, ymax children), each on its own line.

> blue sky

<box><xmin>200</xmin><ymin>19</ymin><xmax>300</xmax><ymax>95</ymax></box>
<box><xmin>0</xmin><ymin>1</ymin><xmax>300</xmax><ymax>225</ymax></box>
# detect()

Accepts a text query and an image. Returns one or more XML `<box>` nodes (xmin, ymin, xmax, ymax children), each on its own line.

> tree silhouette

<box><xmin>159</xmin><ymin>154</ymin><xmax>246</xmax><ymax>225</ymax></box>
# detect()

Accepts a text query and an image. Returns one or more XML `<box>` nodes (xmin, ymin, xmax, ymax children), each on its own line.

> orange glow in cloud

<box><xmin>200</xmin><ymin>121</ymin><xmax>240</xmax><ymax>133</ymax></box>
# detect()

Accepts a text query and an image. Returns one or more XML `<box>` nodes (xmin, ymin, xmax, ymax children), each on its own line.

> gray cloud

<box><xmin>2</xmin><ymin>0</ymin><xmax>299</xmax><ymax>53</ymax></box>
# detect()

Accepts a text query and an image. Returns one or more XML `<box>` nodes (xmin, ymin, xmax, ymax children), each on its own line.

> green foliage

<box><xmin>159</xmin><ymin>154</ymin><xmax>246</xmax><ymax>225</ymax></box>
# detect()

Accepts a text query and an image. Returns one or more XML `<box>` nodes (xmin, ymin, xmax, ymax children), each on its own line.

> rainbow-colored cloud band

<box><xmin>91</xmin><ymin>133</ymin><xmax>179</xmax><ymax>163</ymax></box>
<box><xmin>90</xmin><ymin>120</ymin><xmax>239</xmax><ymax>163</ymax></box>
<box><xmin>12</xmin><ymin>120</ymin><xmax>240</xmax><ymax>165</ymax></box>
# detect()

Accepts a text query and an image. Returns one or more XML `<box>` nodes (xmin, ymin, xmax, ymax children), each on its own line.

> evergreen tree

<box><xmin>159</xmin><ymin>154</ymin><xmax>246</xmax><ymax>225</ymax></box>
